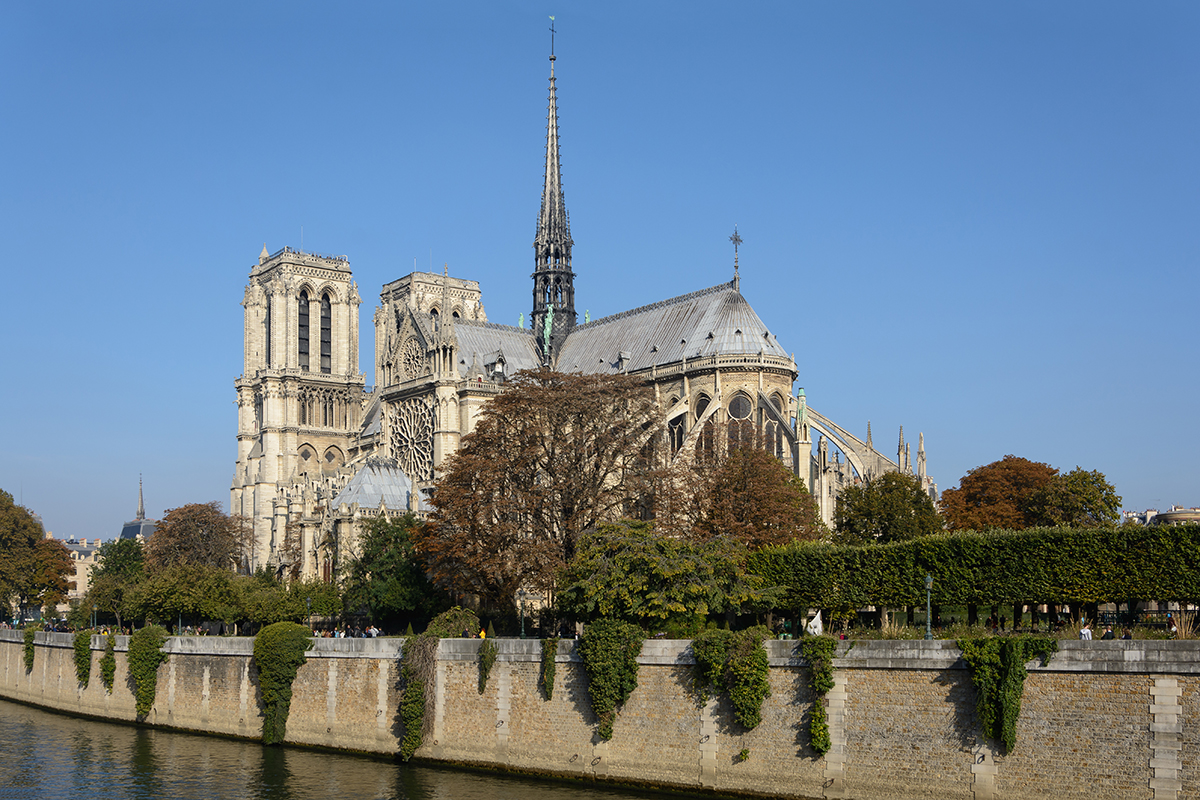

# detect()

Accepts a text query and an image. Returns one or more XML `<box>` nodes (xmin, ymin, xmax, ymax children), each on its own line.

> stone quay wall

<box><xmin>2</xmin><ymin>630</ymin><xmax>1197</xmax><ymax>800</ymax></box>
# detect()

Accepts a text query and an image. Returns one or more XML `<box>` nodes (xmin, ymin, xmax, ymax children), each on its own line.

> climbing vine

<box><xmin>100</xmin><ymin>632</ymin><xmax>116</xmax><ymax>692</ymax></box>
<box><xmin>73</xmin><ymin>630</ymin><xmax>93</xmax><ymax>687</ymax></box>
<box><xmin>128</xmin><ymin>625</ymin><xmax>169</xmax><ymax>718</ymax></box>
<box><xmin>800</xmin><ymin>635</ymin><xmax>837</xmax><ymax>756</ymax></box>
<box><xmin>399</xmin><ymin>606</ymin><xmax>479</xmax><ymax>761</ymax></box>
<box><xmin>578</xmin><ymin>619</ymin><xmax>644</xmax><ymax>740</ymax></box>
<box><xmin>23</xmin><ymin>625</ymin><xmax>39</xmax><ymax>672</ymax></box>
<box><xmin>540</xmin><ymin>638</ymin><xmax>557</xmax><ymax>701</ymax></box>
<box><xmin>478</xmin><ymin>638</ymin><xmax>497</xmax><ymax>694</ymax></box>
<box><xmin>691</xmin><ymin>626</ymin><xmax>772</xmax><ymax>730</ymax></box>
<box><xmin>253</xmin><ymin>622</ymin><xmax>313</xmax><ymax>745</ymax></box>
<box><xmin>957</xmin><ymin>636</ymin><xmax>1056</xmax><ymax>754</ymax></box>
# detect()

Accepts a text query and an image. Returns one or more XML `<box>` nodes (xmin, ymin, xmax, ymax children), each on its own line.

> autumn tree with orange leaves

<box><xmin>418</xmin><ymin>370</ymin><xmax>663</xmax><ymax>611</ymax></box>
<box><xmin>693</xmin><ymin>447</ymin><xmax>826</xmax><ymax>548</ymax></box>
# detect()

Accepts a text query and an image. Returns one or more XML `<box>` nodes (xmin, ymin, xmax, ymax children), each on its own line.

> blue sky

<box><xmin>2</xmin><ymin>2</ymin><xmax>1197</xmax><ymax>540</ymax></box>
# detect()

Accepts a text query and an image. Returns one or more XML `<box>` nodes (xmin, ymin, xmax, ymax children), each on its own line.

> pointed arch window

<box><xmin>263</xmin><ymin>298</ymin><xmax>272</xmax><ymax>368</ymax></box>
<box><xmin>298</xmin><ymin>291</ymin><xmax>310</xmax><ymax>371</ymax></box>
<box><xmin>320</xmin><ymin>293</ymin><xmax>332</xmax><ymax>374</ymax></box>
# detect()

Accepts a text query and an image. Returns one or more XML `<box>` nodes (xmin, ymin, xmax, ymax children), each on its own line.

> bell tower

<box><xmin>531</xmin><ymin>30</ymin><xmax>576</xmax><ymax>366</ymax></box>
<box><xmin>232</xmin><ymin>245</ymin><xmax>365</xmax><ymax>571</ymax></box>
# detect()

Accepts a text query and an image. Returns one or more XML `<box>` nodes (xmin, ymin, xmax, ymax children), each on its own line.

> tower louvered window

<box><xmin>298</xmin><ymin>291</ymin><xmax>310</xmax><ymax>371</ymax></box>
<box><xmin>264</xmin><ymin>298</ymin><xmax>271</xmax><ymax>367</ymax></box>
<box><xmin>320</xmin><ymin>294</ymin><xmax>332</xmax><ymax>373</ymax></box>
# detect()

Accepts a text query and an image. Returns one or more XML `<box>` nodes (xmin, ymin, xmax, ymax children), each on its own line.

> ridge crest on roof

<box><xmin>574</xmin><ymin>281</ymin><xmax>737</xmax><ymax>330</ymax></box>
<box><xmin>455</xmin><ymin>319</ymin><xmax>537</xmax><ymax>335</ymax></box>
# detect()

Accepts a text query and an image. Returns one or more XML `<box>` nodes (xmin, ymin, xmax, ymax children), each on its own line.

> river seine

<box><xmin>0</xmin><ymin>698</ymin><xmax>708</xmax><ymax>800</ymax></box>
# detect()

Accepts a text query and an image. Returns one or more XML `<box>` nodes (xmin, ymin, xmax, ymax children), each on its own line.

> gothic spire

<box><xmin>531</xmin><ymin>22</ymin><xmax>576</xmax><ymax>365</ymax></box>
<box><xmin>534</xmin><ymin>48</ymin><xmax>572</xmax><ymax>269</ymax></box>
<box><xmin>136</xmin><ymin>474</ymin><xmax>145</xmax><ymax>521</ymax></box>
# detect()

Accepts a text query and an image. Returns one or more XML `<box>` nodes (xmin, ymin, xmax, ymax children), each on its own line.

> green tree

<box><xmin>558</xmin><ymin>520</ymin><xmax>778</xmax><ymax>628</ymax></box>
<box><xmin>0</xmin><ymin>490</ymin><xmax>73</xmax><ymax>618</ymax></box>
<box><xmin>342</xmin><ymin>514</ymin><xmax>445</xmax><ymax>628</ymax></box>
<box><xmin>1024</xmin><ymin>468</ymin><xmax>1121</xmax><ymax>528</ymax></box>
<box><xmin>939</xmin><ymin>455</ymin><xmax>1058</xmax><ymax>531</ymax></box>
<box><xmin>695</xmin><ymin>447</ymin><xmax>826</xmax><ymax>548</ymax></box>
<box><xmin>92</xmin><ymin>538</ymin><xmax>145</xmax><ymax>582</ymax></box>
<box><xmin>86</xmin><ymin>538</ymin><xmax>146</xmax><ymax>629</ymax></box>
<box><xmin>834</xmin><ymin>471</ymin><xmax>943</xmax><ymax>545</ymax></box>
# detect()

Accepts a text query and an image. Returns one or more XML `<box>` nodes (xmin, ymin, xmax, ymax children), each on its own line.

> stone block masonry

<box><xmin>3</xmin><ymin>631</ymin><xmax>1199</xmax><ymax>800</ymax></box>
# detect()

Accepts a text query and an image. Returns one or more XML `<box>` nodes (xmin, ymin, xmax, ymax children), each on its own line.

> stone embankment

<box><xmin>2</xmin><ymin>630</ymin><xmax>1196</xmax><ymax>800</ymax></box>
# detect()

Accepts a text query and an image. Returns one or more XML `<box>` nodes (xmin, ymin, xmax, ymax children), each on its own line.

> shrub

<box><xmin>957</xmin><ymin>636</ymin><xmax>1056</xmax><ymax>753</ymax></box>
<box><xmin>478</xmin><ymin>638</ymin><xmax>497</xmax><ymax>694</ymax></box>
<box><xmin>540</xmin><ymin>638</ymin><xmax>558</xmax><ymax>701</ymax></box>
<box><xmin>128</xmin><ymin>625</ymin><xmax>170</xmax><ymax>718</ymax></box>
<box><xmin>73</xmin><ymin>630</ymin><xmax>93</xmax><ymax>687</ymax></box>
<box><xmin>424</xmin><ymin>606</ymin><xmax>478</xmax><ymax>638</ymax></box>
<box><xmin>578</xmin><ymin>619</ymin><xmax>643</xmax><ymax>740</ymax></box>
<box><xmin>99</xmin><ymin>632</ymin><xmax>116</xmax><ymax>692</ymax></box>
<box><xmin>253</xmin><ymin>621</ymin><xmax>313</xmax><ymax>745</ymax></box>
<box><xmin>691</xmin><ymin>626</ymin><xmax>771</xmax><ymax>730</ymax></box>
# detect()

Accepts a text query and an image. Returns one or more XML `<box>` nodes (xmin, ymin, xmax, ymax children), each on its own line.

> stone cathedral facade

<box><xmin>231</xmin><ymin>50</ymin><xmax>935</xmax><ymax>580</ymax></box>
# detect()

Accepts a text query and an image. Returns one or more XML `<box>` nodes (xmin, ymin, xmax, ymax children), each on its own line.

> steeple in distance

<box><xmin>136</xmin><ymin>474</ymin><xmax>145</xmax><ymax>521</ymax></box>
<box><xmin>531</xmin><ymin>16</ymin><xmax>576</xmax><ymax>365</ymax></box>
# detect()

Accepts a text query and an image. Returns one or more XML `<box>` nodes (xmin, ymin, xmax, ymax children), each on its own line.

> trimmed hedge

<box><xmin>750</xmin><ymin>525</ymin><xmax>1200</xmax><ymax>608</ymax></box>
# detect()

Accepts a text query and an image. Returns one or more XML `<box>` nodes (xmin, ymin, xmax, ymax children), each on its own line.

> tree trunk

<box><xmin>967</xmin><ymin>604</ymin><xmax>978</xmax><ymax>626</ymax></box>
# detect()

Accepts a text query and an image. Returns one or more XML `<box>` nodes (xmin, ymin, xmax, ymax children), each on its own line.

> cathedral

<box><xmin>230</xmin><ymin>48</ymin><xmax>935</xmax><ymax>580</ymax></box>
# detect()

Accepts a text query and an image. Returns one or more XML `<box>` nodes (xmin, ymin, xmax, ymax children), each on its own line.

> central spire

<box><xmin>531</xmin><ymin>20</ymin><xmax>576</xmax><ymax>366</ymax></box>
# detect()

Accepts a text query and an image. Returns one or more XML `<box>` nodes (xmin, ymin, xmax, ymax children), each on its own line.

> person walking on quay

<box><xmin>1100</xmin><ymin>625</ymin><xmax>1115</xmax><ymax>640</ymax></box>
<box><xmin>1079</xmin><ymin>621</ymin><xmax>1093</xmax><ymax>641</ymax></box>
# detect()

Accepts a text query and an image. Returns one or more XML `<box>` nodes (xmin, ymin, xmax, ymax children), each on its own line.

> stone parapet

<box><xmin>4</xmin><ymin>629</ymin><xmax>1200</xmax><ymax>800</ymax></box>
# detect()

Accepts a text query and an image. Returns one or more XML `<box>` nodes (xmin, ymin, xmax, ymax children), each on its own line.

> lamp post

<box><xmin>925</xmin><ymin>574</ymin><xmax>934</xmax><ymax>640</ymax></box>
<box><xmin>518</xmin><ymin>589</ymin><xmax>528</xmax><ymax>639</ymax></box>
<box><xmin>91</xmin><ymin>604</ymin><xmax>97</xmax><ymax>630</ymax></box>
<box><xmin>306</xmin><ymin>597</ymin><xmax>312</xmax><ymax>633</ymax></box>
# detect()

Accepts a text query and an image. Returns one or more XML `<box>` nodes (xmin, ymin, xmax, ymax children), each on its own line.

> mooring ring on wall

<box><xmin>570</xmin><ymin>754</ymin><xmax>578</xmax><ymax>763</ymax></box>
<box><xmin>700</xmin><ymin>734</ymin><xmax>709</xmax><ymax>743</ymax></box>
<box><xmin>496</xmin><ymin>720</ymin><xmax>504</xmax><ymax>727</ymax></box>
<box><xmin>591</xmin><ymin>757</ymin><xmax>602</xmax><ymax>766</ymax></box>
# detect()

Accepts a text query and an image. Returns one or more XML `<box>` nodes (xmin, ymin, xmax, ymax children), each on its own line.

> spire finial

<box><xmin>730</xmin><ymin>225</ymin><xmax>742</xmax><ymax>290</ymax></box>
<box><xmin>136</xmin><ymin>474</ymin><xmax>145</xmax><ymax>521</ymax></box>
<box><xmin>549</xmin><ymin>15</ymin><xmax>556</xmax><ymax>60</ymax></box>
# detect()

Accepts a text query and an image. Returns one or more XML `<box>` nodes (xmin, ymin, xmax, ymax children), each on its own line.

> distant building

<box><xmin>119</xmin><ymin>478</ymin><xmax>157</xmax><ymax>542</ymax></box>
<box><xmin>1122</xmin><ymin>506</ymin><xmax>1200</xmax><ymax>526</ymax></box>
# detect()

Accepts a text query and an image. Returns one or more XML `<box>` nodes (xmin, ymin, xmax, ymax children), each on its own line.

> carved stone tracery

<box><xmin>387</xmin><ymin>396</ymin><xmax>434</xmax><ymax>482</ymax></box>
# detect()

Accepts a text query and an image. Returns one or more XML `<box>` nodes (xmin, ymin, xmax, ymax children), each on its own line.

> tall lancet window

<box><xmin>298</xmin><ymin>291</ymin><xmax>310</xmax><ymax>371</ymax></box>
<box><xmin>320</xmin><ymin>293</ymin><xmax>332</xmax><ymax>373</ymax></box>
<box><xmin>264</xmin><ymin>297</ymin><xmax>272</xmax><ymax>367</ymax></box>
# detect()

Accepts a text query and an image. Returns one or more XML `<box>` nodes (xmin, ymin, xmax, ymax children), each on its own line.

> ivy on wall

<box><xmin>800</xmin><ymin>635</ymin><xmax>837</xmax><ymax>756</ymax></box>
<box><xmin>253</xmin><ymin>622</ymin><xmax>313</xmax><ymax>745</ymax></box>
<box><xmin>540</xmin><ymin>638</ymin><xmax>557</xmax><ymax>701</ymax></box>
<box><xmin>23</xmin><ymin>625</ymin><xmax>38</xmax><ymax>672</ymax></box>
<box><xmin>128</xmin><ymin>625</ymin><xmax>169</xmax><ymax>718</ymax></box>
<box><xmin>957</xmin><ymin>636</ymin><xmax>1056</xmax><ymax>753</ymax></box>
<box><xmin>578</xmin><ymin>619</ymin><xmax>644</xmax><ymax>740</ymax></box>
<box><xmin>399</xmin><ymin>606</ymin><xmax>479</xmax><ymax>761</ymax></box>
<box><xmin>691</xmin><ymin>626</ymin><xmax>772</xmax><ymax>730</ymax></box>
<box><xmin>99</xmin><ymin>632</ymin><xmax>116</xmax><ymax>692</ymax></box>
<box><xmin>73</xmin><ymin>630</ymin><xmax>93</xmax><ymax>688</ymax></box>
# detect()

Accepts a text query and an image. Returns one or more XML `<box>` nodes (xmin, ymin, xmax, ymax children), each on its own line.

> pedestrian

<box><xmin>1100</xmin><ymin>625</ymin><xmax>1115</xmax><ymax>640</ymax></box>
<box><xmin>1079</xmin><ymin>622</ymin><xmax>1092</xmax><ymax>641</ymax></box>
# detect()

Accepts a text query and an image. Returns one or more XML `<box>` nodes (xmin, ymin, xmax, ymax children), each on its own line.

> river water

<box><xmin>0</xmin><ymin>698</ymin><xmax>706</xmax><ymax>800</ymax></box>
